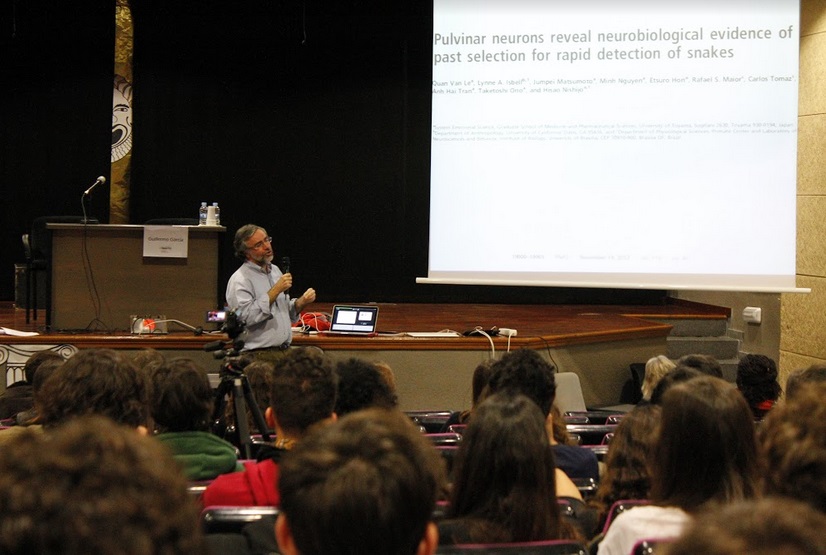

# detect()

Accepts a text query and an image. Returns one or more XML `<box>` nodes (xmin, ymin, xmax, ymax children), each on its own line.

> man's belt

<box><xmin>246</xmin><ymin>343</ymin><xmax>291</xmax><ymax>352</ymax></box>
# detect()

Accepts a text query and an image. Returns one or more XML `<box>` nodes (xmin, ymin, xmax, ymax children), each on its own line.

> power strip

<box><xmin>499</xmin><ymin>328</ymin><xmax>518</xmax><ymax>337</ymax></box>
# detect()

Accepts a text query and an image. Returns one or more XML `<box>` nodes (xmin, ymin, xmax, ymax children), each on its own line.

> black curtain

<box><xmin>1</xmin><ymin>0</ymin><xmax>663</xmax><ymax>306</ymax></box>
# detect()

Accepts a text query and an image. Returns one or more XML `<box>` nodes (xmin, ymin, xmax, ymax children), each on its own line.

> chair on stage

<box><xmin>23</xmin><ymin>215</ymin><xmax>94</xmax><ymax>326</ymax></box>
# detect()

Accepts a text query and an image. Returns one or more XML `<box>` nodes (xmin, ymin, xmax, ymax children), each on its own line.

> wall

<box><xmin>780</xmin><ymin>0</ymin><xmax>826</xmax><ymax>382</ymax></box>
<box><xmin>676</xmin><ymin>2</ymin><xmax>826</xmax><ymax>387</ymax></box>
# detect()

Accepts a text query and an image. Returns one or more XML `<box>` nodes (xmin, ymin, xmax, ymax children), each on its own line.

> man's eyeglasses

<box><xmin>247</xmin><ymin>236</ymin><xmax>272</xmax><ymax>250</ymax></box>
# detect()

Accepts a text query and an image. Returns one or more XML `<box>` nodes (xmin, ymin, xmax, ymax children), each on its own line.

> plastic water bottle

<box><xmin>212</xmin><ymin>202</ymin><xmax>221</xmax><ymax>226</ymax></box>
<box><xmin>199</xmin><ymin>202</ymin><xmax>208</xmax><ymax>226</ymax></box>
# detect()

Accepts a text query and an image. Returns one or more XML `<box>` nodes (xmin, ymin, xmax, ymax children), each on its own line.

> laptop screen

<box><xmin>329</xmin><ymin>305</ymin><xmax>379</xmax><ymax>334</ymax></box>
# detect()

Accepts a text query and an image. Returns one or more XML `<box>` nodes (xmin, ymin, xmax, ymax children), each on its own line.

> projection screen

<box><xmin>418</xmin><ymin>0</ymin><xmax>802</xmax><ymax>292</ymax></box>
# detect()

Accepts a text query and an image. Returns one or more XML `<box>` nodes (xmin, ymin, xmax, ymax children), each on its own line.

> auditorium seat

<box><xmin>406</xmin><ymin>410</ymin><xmax>454</xmax><ymax>433</ymax></box>
<box><xmin>426</xmin><ymin>432</ymin><xmax>463</xmax><ymax>447</ymax></box>
<box><xmin>555</xmin><ymin>373</ymin><xmax>587</xmax><ymax>413</ymax></box>
<box><xmin>601</xmin><ymin>499</ymin><xmax>650</xmax><ymax>535</ymax></box>
<box><xmin>564</xmin><ymin>424</ymin><xmax>617</xmax><ymax>446</ymax></box>
<box><xmin>631</xmin><ymin>538</ymin><xmax>672</xmax><ymax>555</ymax></box>
<box><xmin>201</xmin><ymin>506</ymin><xmax>279</xmax><ymax>534</ymax></box>
<box><xmin>572</xmin><ymin>477</ymin><xmax>598</xmax><ymax>500</ymax></box>
<box><xmin>436</xmin><ymin>539</ymin><xmax>588</xmax><ymax>554</ymax></box>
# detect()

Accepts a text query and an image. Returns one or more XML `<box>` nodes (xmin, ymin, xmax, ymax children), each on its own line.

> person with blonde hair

<box><xmin>640</xmin><ymin>355</ymin><xmax>675</xmax><ymax>402</ymax></box>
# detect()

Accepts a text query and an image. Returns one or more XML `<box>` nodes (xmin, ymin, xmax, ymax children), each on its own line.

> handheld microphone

<box><xmin>84</xmin><ymin>176</ymin><xmax>106</xmax><ymax>196</ymax></box>
<box><xmin>281</xmin><ymin>256</ymin><xmax>291</xmax><ymax>295</ymax></box>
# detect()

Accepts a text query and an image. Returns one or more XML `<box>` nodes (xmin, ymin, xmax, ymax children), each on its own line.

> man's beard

<box><xmin>250</xmin><ymin>252</ymin><xmax>274</xmax><ymax>266</ymax></box>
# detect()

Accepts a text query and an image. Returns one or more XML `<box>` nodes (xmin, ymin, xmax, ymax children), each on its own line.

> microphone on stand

<box><xmin>81</xmin><ymin>175</ymin><xmax>106</xmax><ymax>224</ymax></box>
<box><xmin>84</xmin><ymin>176</ymin><xmax>106</xmax><ymax>196</ymax></box>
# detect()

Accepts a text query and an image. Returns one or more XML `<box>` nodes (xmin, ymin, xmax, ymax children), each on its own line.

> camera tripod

<box><xmin>209</xmin><ymin>342</ymin><xmax>273</xmax><ymax>460</ymax></box>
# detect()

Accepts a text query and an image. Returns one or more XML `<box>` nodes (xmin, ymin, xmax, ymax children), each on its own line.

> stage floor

<box><xmin>0</xmin><ymin>300</ymin><xmax>728</xmax><ymax>409</ymax></box>
<box><xmin>0</xmin><ymin>300</ymin><xmax>728</xmax><ymax>351</ymax></box>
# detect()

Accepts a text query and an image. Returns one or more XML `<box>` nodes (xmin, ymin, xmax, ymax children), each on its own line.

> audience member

<box><xmin>202</xmin><ymin>347</ymin><xmax>338</xmax><ymax>507</ymax></box>
<box><xmin>0</xmin><ymin>415</ymin><xmax>205</xmax><ymax>554</ymax></box>
<box><xmin>439</xmin><ymin>392</ymin><xmax>582</xmax><ymax>546</ymax></box>
<box><xmin>130</xmin><ymin>347</ymin><xmax>166</xmax><ymax>375</ymax></box>
<box><xmin>444</xmin><ymin>358</ymin><xmax>495</xmax><ymax>429</ymax></box>
<box><xmin>550</xmin><ymin>403</ymin><xmax>577</xmax><ymax>446</ymax></box>
<box><xmin>649</xmin><ymin>366</ymin><xmax>703</xmax><ymax>405</ymax></box>
<box><xmin>373</xmin><ymin>360</ymin><xmax>399</xmax><ymax>395</ymax></box>
<box><xmin>37</xmin><ymin>348</ymin><xmax>150</xmax><ymax>431</ymax></box>
<box><xmin>736</xmin><ymin>353</ymin><xmax>781</xmax><ymax>419</ymax></box>
<box><xmin>665</xmin><ymin>498</ymin><xmax>826</xmax><ymax>555</ymax></box>
<box><xmin>597</xmin><ymin>376</ymin><xmax>760</xmax><ymax>555</ymax></box>
<box><xmin>150</xmin><ymin>357</ymin><xmax>243</xmax><ymax>480</ymax></box>
<box><xmin>275</xmin><ymin>408</ymin><xmax>446</xmax><ymax>555</ymax></box>
<box><xmin>639</xmin><ymin>355</ymin><xmax>675</xmax><ymax>403</ymax></box>
<box><xmin>488</xmin><ymin>349</ymin><xmax>600</xmax><ymax>483</ymax></box>
<box><xmin>334</xmin><ymin>357</ymin><xmax>398</xmax><ymax>416</ymax></box>
<box><xmin>13</xmin><ymin>352</ymin><xmax>64</xmax><ymax>425</ymax></box>
<box><xmin>676</xmin><ymin>354</ymin><xmax>723</xmax><ymax>378</ymax></box>
<box><xmin>757</xmin><ymin>381</ymin><xmax>826</xmax><ymax>513</ymax></box>
<box><xmin>589</xmin><ymin>404</ymin><xmax>662</xmax><ymax>535</ymax></box>
<box><xmin>0</xmin><ymin>349</ymin><xmax>64</xmax><ymax>419</ymax></box>
<box><xmin>785</xmin><ymin>362</ymin><xmax>826</xmax><ymax>400</ymax></box>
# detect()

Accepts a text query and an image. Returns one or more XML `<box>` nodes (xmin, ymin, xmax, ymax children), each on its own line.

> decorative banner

<box><xmin>111</xmin><ymin>0</ymin><xmax>133</xmax><ymax>224</ymax></box>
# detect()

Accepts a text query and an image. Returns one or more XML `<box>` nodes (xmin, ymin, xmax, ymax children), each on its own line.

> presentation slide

<box><xmin>423</xmin><ymin>0</ymin><xmax>800</xmax><ymax>291</ymax></box>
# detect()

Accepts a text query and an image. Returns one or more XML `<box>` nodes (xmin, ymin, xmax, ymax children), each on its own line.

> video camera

<box><xmin>203</xmin><ymin>310</ymin><xmax>246</xmax><ymax>359</ymax></box>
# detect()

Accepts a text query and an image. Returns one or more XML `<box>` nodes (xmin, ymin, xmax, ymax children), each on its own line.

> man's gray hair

<box><xmin>233</xmin><ymin>224</ymin><xmax>266</xmax><ymax>259</ymax></box>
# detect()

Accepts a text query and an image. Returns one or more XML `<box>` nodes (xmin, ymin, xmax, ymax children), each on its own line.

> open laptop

<box><xmin>321</xmin><ymin>305</ymin><xmax>380</xmax><ymax>336</ymax></box>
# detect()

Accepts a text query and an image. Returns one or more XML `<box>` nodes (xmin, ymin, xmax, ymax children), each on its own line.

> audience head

<box><xmin>268</xmin><ymin>348</ymin><xmax>338</xmax><ymax>438</ymax></box>
<box><xmin>651</xmin><ymin>376</ymin><xmax>760</xmax><ymax>512</ymax></box>
<box><xmin>236</xmin><ymin>359</ymin><xmax>274</xmax><ymax>433</ymax></box>
<box><xmin>22</xmin><ymin>349</ymin><xmax>64</xmax><ymax>384</ymax></box>
<box><xmin>736</xmin><ymin>354</ymin><xmax>781</xmax><ymax>419</ymax></box>
<box><xmin>664</xmin><ymin>498</ymin><xmax>826</xmax><ymax>555</ymax></box>
<box><xmin>334</xmin><ymin>357</ymin><xmax>398</xmax><ymax>417</ymax></box>
<box><xmin>29</xmin><ymin>354</ymin><xmax>64</xmax><ymax>394</ymax></box>
<box><xmin>150</xmin><ymin>358</ymin><xmax>212</xmax><ymax>433</ymax></box>
<box><xmin>276</xmin><ymin>408</ymin><xmax>445</xmax><ymax>555</ymax></box>
<box><xmin>640</xmin><ymin>355</ymin><xmax>675</xmax><ymax>401</ymax></box>
<box><xmin>550</xmin><ymin>403</ymin><xmax>576</xmax><ymax>446</ymax></box>
<box><xmin>677</xmin><ymin>354</ymin><xmax>723</xmax><ymax>378</ymax></box>
<box><xmin>591</xmin><ymin>404</ymin><xmax>662</xmax><ymax>521</ymax></box>
<box><xmin>0</xmin><ymin>416</ymin><xmax>204</xmax><ymax>554</ymax></box>
<box><xmin>649</xmin><ymin>365</ymin><xmax>703</xmax><ymax>405</ymax></box>
<box><xmin>130</xmin><ymin>348</ymin><xmax>166</xmax><ymax>376</ymax></box>
<box><xmin>446</xmin><ymin>392</ymin><xmax>570</xmax><ymax>544</ymax></box>
<box><xmin>471</xmin><ymin>358</ymin><xmax>495</xmax><ymax>407</ymax></box>
<box><xmin>38</xmin><ymin>348</ymin><xmax>150</xmax><ymax>429</ymax></box>
<box><xmin>373</xmin><ymin>360</ymin><xmax>398</xmax><ymax>395</ymax></box>
<box><xmin>757</xmin><ymin>381</ymin><xmax>826</xmax><ymax>513</ymax></box>
<box><xmin>488</xmin><ymin>349</ymin><xmax>556</xmax><ymax>417</ymax></box>
<box><xmin>785</xmin><ymin>363</ymin><xmax>826</xmax><ymax>400</ymax></box>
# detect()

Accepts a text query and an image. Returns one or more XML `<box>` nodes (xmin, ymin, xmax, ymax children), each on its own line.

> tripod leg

<box><xmin>231</xmin><ymin>378</ymin><xmax>253</xmax><ymax>460</ymax></box>
<box><xmin>241</xmin><ymin>375</ymin><xmax>273</xmax><ymax>443</ymax></box>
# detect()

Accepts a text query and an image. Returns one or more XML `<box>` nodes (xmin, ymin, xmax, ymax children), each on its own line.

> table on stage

<box><xmin>47</xmin><ymin>223</ymin><xmax>224</xmax><ymax>332</ymax></box>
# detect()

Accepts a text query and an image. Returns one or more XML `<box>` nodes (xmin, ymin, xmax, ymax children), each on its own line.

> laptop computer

<box><xmin>321</xmin><ymin>305</ymin><xmax>380</xmax><ymax>336</ymax></box>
